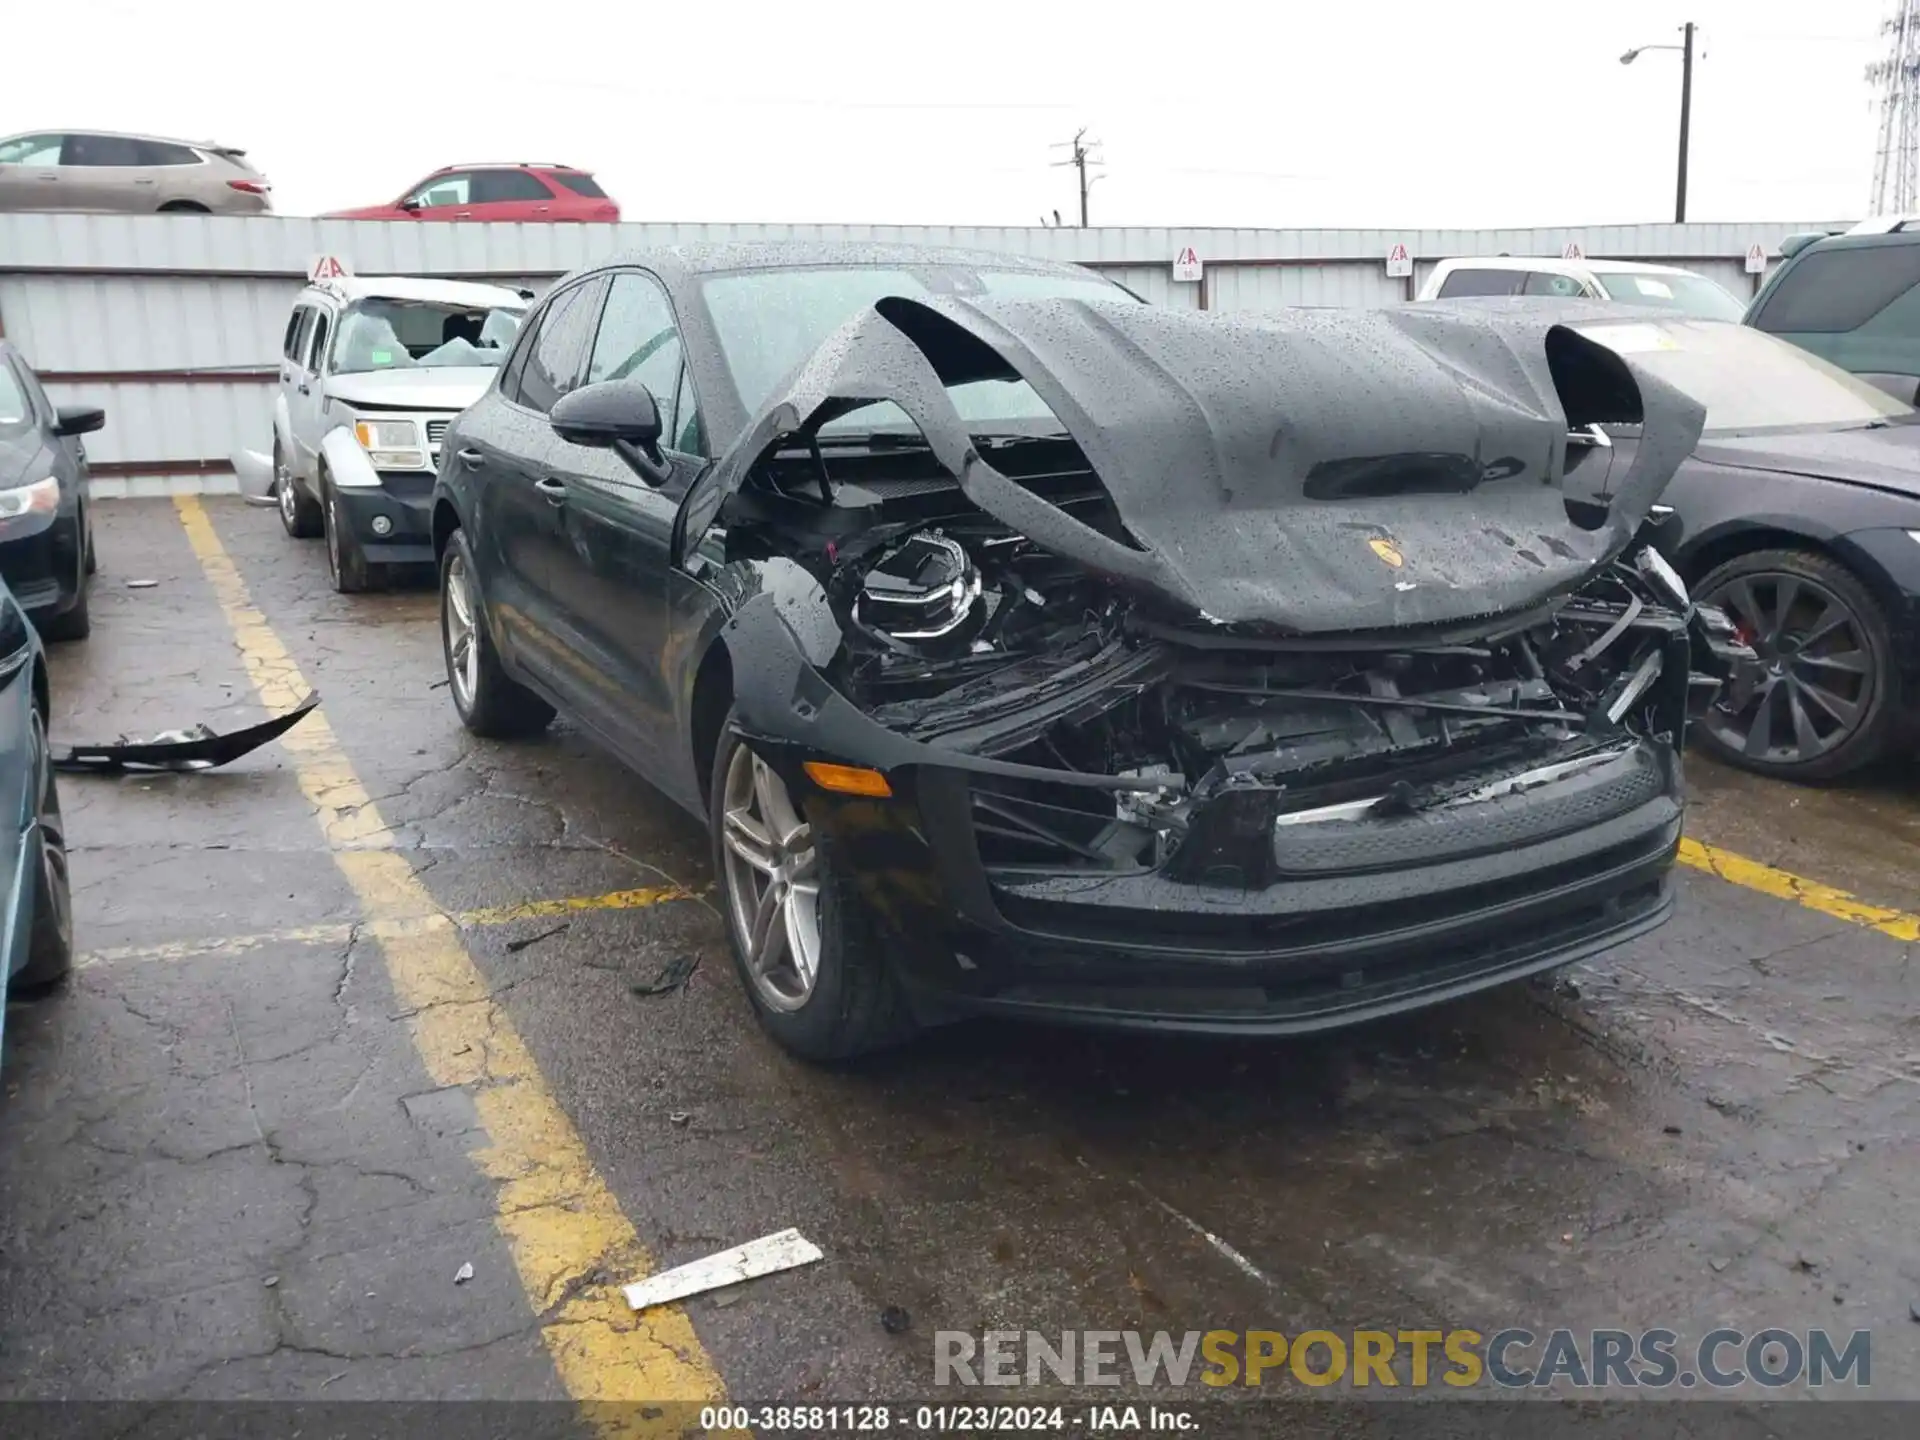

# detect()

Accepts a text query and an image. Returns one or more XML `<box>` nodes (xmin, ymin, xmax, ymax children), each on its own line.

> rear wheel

<box><xmin>439</xmin><ymin>528</ymin><xmax>553</xmax><ymax>738</ymax></box>
<box><xmin>276</xmin><ymin>442</ymin><xmax>322</xmax><ymax>538</ymax></box>
<box><xmin>1694</xmin><ymin>548</ymin><xmax>1898</xmax><ymax>780</ymax></box>
<box><xmin>157</xmin><ymin>200</ymin><xmax>209</xmax><ymax>213</ymax></box>
<box><xmin>710</xmin><ymin>715</ymin><xmax>915</xmax><ymax>1062</ymax></box>
<box><xmin>10</xmin><ymin>701</ymin><xmax>73</xmax><ymax>995</ymax></box>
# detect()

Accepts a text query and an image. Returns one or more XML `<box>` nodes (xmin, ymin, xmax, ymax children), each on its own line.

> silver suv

<box><xmin>0</xmin><ymin>130</ymin><xmax>272</xmax><ymax>214</ymax></box>
<box><xmin>250</xmin><ymin>273</ymin><xmax>527</xmax><ymax>591</ymax></box>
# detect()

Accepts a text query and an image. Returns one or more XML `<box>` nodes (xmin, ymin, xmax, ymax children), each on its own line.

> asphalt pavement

<box><xmin>0</xmin><ymin>499</ymin><xmax>1915</xmax><ymax>1422</ymax></box>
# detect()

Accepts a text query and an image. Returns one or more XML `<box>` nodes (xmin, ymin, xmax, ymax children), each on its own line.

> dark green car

<box><xmin>1747</xmin><ymin>221</ymin><xmax>1920</xmax><ymax>405</ymax></box>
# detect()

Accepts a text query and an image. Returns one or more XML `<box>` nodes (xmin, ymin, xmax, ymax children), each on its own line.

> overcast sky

<box><xmin>7</xmin><ymin>0</ymin><xmax>1894</xmax><ymax>228</ymax></box>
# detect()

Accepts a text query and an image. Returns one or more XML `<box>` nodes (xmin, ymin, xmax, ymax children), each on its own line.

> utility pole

<box><xmin>1869</xmin><ymin>0</ymin><xmax>1920</xmax><ymax>214</ymax></box>
<box><xmin>1051</xmin><ymin>129</ymin><xmax>1103</xmax><ymax>226</ymax></box>
<box><xmin>1676</xmin><ymin>21</ymin><xmax>1694</xmax><ymax>223</ymax></box>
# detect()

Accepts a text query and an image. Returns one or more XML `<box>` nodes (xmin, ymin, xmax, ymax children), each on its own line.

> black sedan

<box><xmin>431</xmin><ymin>244</ymin><xmax>1736</xmax><ymax>1060</ymax></box>
<box><xmin>0</xmin><ymin>342</ymin><xmax>100</xmax><ymax>641</ymax></box>
<box><xmin>1434</xmin><ymin>301</ymin><xmax>1920</xmax><ymax>781</ymax></box>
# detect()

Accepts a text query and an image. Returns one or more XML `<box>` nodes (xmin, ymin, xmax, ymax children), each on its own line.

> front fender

<box><xmin>318</xmin><ymin>426</ymin><xmax>381</xmax><ymax>489</ymax></box>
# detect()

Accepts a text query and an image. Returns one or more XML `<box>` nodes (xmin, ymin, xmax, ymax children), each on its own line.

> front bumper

<box><xmin>724</xmin><ymin>591</ymin><xmax>1683</xmax><ymax>1037</ymax></box>
<box><xmin>0</xmin><ymin>513</ymin><xmax>80</xmax><ymax>617</ymax></box>
<box><xmin>787</xmin><ymin>744</ymin><xmax>1680</xmax><ymax>1036</ymax></box>
<box><xmin>334</xmin><ymin>473</ymin><xmax>434</xmax><ymax>566</ymax></box>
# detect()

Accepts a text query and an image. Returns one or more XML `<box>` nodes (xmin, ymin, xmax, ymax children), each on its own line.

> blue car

<box><xmin>0</xmin><ymin>576</ymin><xmax>72</xmax><ymax>1064</ymax></box>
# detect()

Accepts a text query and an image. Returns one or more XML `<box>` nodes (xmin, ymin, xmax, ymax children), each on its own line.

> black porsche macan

<box><xmin>430</xmin><ymin>244</ymin><xmax>1744</xmax><ymax>1061</ymax></box>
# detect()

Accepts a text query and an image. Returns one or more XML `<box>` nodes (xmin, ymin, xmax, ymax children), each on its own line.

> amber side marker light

<box><xmin>803</xmin><ymin>761</ymin><xmax>893</xmax><ymax>797</ymax></box>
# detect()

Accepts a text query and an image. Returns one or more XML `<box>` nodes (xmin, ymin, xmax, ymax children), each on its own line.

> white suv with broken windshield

<box><xmin>246</xmin><ymin>272</ymin><xmax>527</xmax><ymax>591</ymax></box>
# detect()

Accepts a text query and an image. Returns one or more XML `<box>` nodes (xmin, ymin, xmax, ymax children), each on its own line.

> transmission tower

<box><xmin>1869</xmin><ymin>0</ymin><xmax>1920</xmax><ymax>213</ymax></box>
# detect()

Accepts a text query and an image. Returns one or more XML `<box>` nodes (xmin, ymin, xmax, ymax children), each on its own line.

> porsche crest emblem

<box><xmin>1368</xmin><ymin>536</ymin><xmax>1405</xmax><ymax>568</ymax></box>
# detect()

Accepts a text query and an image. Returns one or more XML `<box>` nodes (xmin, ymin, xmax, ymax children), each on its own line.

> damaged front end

<box><xmin>702</xmin><ymin>296</ymin><xmax>1747</xmax><ymax>1032</ymax></box>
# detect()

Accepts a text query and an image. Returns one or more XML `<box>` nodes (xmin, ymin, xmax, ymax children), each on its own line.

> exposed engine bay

<box><xmin>706</xmin><ymin>295</ymin><xmax>1748</xmax><ymax>884</ymax></box>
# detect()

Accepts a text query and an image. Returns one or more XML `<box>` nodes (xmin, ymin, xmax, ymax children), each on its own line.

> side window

<box><xmin>0</xmin><ymin>359</ymin><xmax>32</xmax><ymax>430</ymax></box>
<box><xmin>0</xmin><ymin>134</ymin><xmax>65</xmax><ymax>167</ymax></box>
<box><xmin>61</xmin><ymin>134</ymin><xmax>143</xmax><ymax>167</ymax></box>
<box><xmin>517</xmin><ymin>280</ymin><xmax>604</xmax><ymax>414</ymax></box>
<box><xmin>306</xmin><ymin>309</ymin><xmax>333</xmax><ymax>373</ymax></box>
<box><xmin>407</xmin><ymin>172</ymin><xmax>472</xmax><ymax>208</ymax></box>
<box><xmin>1436</xmin><ymin>268</ymin><xmax>1525</xmax><ymax>298</ymax></box>
<box><xmin>136</xmin><ymin>140</ymin><xmax>202</xmax><ymax>167</ymax></box>
<box><xmin>282</xmin><ymin>306</ymin><xmax>308</xmax><ymax>361</ymax></box>
<box><xmin>470</xmin><ymin>169</ymin><xmax>553</xmax><ymax>203</ymax></box>
<box><xmin>1523</xmin><ymin>272</ymin><xmax>1585</xmax><ymax>298</ymax></box>
<box><xmin>289</xmin><ymin>307</ymin><xmax>316</xmax><ymax>367</ymax></box>
<box><xmin>1751</xmin><ymin>245</ymin><xmax>1920</xmax><ymax>333</ymax></box>
<box><xmin>585</xmin><ymin>271</ymin><xmax>701</xmax><ymax>450</ymax></box>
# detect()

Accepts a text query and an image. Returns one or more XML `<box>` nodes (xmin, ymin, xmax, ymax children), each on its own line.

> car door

<box><xmin>288</xmin><ymin>305</ymin><xmax>334</xmax><ymax>482</ymax></box>
<box><xmin>542</xmin><ymin>269</ymin><xmax>706</xmax><ymax>772</ymax></box>
<box><xmin>400</xmin><ymin>170</ymin><xmax>478</xmax><ymax>221</ymax></box>
<box><xmin>468</xmin><ymin>275</ymin><xmax>606</xmax><ymax>686</ymax></box>
<box><xmin>54</xmin><ymin>133</ymin><xmax>156</xmax><ymax>211</ymax></box>
<box><xmin>464</xmin><ymin>169</ymin><xmax>558</xmax><ymax>222</ymax></box>
<box><xmin>0</xmin><ymin>134</ymin><xmax>70</xmax><ymax>211</ymax></box>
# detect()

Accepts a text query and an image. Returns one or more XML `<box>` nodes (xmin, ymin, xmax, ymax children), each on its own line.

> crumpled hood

<box><xmin>1696</xmin><ymin>422</ymin><xmax>1920</xmax><ymax>501</ymax></box>
<box><xmin>0</xmin><ymin>432</ymin><xmax>47</xmax><ymax>490</ymax></box>
<box><xmin>687</xmin><ymin>296</ymin><xmax>1705</xmax><ymax>634</ymax></box>
<box><xmin>324</xmin><ymin>367</ymin><xmax>497</xmax><ymax>413</ymax></box>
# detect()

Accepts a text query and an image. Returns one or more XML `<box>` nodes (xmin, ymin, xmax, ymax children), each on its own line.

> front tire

<box><xmin>709</xmin><ymin>715</ymin><xmax>915</xmax><ymax>1062</ymax></box>
<box><xmin>11</xmin><ymin>701</ymin><xmax>73</xmax><ymax>995</ymax></box>
<box><xmin>1694</xmin><ymin>548</ymin><xmax>1898</xmax><ymax>780</ymax></box>
<box><xmin>321</xmin><ymin>472</ymin><xmax>376</xmax><ymax>593</ymax></box>
<box><xmin>439</xmin><ymin>528</ymin><xmax>553</xmax><ymax>739</ymax></box>
<box><xmin>39</xmin><ymin>522</ymin><xmax>90</xmax><ymax>643</ymax></box>
<box><xmin>276</xmin><ymin>442</ymin><xmax>322</xmax><ymax>538</ymax></box>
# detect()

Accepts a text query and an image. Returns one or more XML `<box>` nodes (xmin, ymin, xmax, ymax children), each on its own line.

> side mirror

<box><xmin>53</xmin><ymin>405</ymin><xmax>105</xmax><ymax>438</ymax></box>
<box><xmin>398</xmin><ymin>197</ymin><xmax>422</xmax><ymax>212</ymax></box>
<box><xmin>550</xmin><ymin>379</ymin><xmax>672</xmax><ymax>484</ymax></box>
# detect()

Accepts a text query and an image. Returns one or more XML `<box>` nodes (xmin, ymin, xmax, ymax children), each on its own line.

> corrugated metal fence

<box><xmin>0</xmin><ymin>213</ymin><xmax>1848</xmax><ymax>496</ymax></box>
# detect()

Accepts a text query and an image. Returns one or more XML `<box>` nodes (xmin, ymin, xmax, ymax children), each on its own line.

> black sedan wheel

<box><xmin>708</xmin><ymin>713</ymin><xmax>914</xmax><ymax>1062</ymax></box>
<box><xmin>1695</xmin><ymin>549</ymin><xmax>1897</xmax><ymax>781</ymax></box>
<box><xmin>10</xmin><ymin>702</ymin><xmax>72</xmax><ymax>994</ymax></box>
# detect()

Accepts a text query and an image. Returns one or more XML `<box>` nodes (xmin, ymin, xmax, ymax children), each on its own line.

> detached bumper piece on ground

<box><xmin>54</xmin><ymin>692</ymin><xmax>320</xmax><ymax>773</ymax></box>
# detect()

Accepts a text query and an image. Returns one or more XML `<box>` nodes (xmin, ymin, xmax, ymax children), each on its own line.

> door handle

<box><xmin>456</xmin><ymin>447</ymin><xmax>484</xmax><ymax>468</ymax></box>
<box><xmin>454</xmin><ymin>210</ymin><xmax>472</xmax><ymax>219</ymax></box>
<box><xmin>534</xmin><ymin>477</ymin><xmax>569</xmax><ymax>505</ymax></box>
<box><xmin>297</xmin><ymin>382</ymin><xmax>309</xmax><ymax>395</ymax></box>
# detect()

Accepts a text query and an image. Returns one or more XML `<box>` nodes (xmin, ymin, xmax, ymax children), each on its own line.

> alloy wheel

<box><xmin>1700</xmin><ymin>569</ymin><xmax>1874</xmax><ymax>765</ymax></box>
<box><xmin>32</xmin><ymin>709</ymin><xmax>71</xmax><ymax>958</ymax></box>
<box><xmin>443</xmin><ymin>551</ymin><xmax>480</xmax><ymax>711</ymax></box>
<box><xmin>277</xmin><ymin>460</ymin><xmax>298</xmax><ymax>531</ymax></box>
<box><xmin>720</xmin><ymin>744</ymin><xmax>822</xmax><ymax>1012</ymax></box>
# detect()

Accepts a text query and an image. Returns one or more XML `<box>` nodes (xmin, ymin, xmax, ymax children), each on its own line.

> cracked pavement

<box><xmin>1</xmin><ymin>499</ymin><xmax>1916</xmax><ymax>1405</ymax></box>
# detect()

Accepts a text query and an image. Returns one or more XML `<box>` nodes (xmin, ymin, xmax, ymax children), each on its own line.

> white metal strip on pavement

<box><xmin>623</xmin><ymin>1229</ymin><xmax>824</xmax><ymax>1312</ymax></box>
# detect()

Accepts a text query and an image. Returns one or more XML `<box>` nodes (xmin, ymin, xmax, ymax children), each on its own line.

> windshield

<box><xmin>1575</xmin><ymin>318</ymin><xmax>1914</xmax><ymax>435</ymax></box>
<box><xmin>1593</xmin><ymin>270</ymin><xmax>1748</xmax><ymax>321</ymax></box>
<box><xmin>330</xmin><ymin>298</ymin><xmax>524</xmax><ymax>375</ymax></box>
<box><xmin>0</xmin><ymin>362</ymin><xmax>30</xmax><ymax>437</ymax></box>
<box><xmin>701</xmin><ymin>265</ymin><xmax>1134</xmax><ymax>432</ymax></box>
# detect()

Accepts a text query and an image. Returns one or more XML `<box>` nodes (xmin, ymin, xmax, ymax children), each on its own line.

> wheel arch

<box><xmin>1680</xmin><ymin>524</ymin><xmax>1845</xmax><ymax>588</ymax></box>
<box><xmin>689</xmin><ymin>637</ymin><xmax>735</xmax><ymax>807</ymax></box>
<box><xmin>431</xmin><ymin>496</ymin><xmax>462</xmax><ymax>562</ymax></box>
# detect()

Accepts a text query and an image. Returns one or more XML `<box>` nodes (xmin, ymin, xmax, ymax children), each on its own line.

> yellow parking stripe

<box><xmin>76</xmin><ymin>882</ymin><xmax>702</xmax><ymax>969</ymax></box>
<box><xmin>1678</xmin><ymin>837</ymin><xmax>1920</xmax><ymax>943</ymax></box>
<box><xmin>173</xmin><ymin>498</ymin><xmax>723</xmax><ymax>1431</ymax></box>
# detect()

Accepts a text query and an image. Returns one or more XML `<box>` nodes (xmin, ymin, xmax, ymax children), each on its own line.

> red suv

<box><xmin>323</xmin><ymin>164</ymin><xmax>618</xmax><ymax>222</ymax></box>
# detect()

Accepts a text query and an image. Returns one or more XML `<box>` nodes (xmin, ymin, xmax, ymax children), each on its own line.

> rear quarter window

<box><xmin>553</xmin><ymin>173</ymin><xmax>607</xmax><ymax>198</ymax></box>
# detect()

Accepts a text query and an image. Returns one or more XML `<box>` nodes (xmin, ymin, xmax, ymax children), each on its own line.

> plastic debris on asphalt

<box><xmin>624</xmin><ymin>1229</ymin><xmax>823</xmax><ymax>1313</ymax></box>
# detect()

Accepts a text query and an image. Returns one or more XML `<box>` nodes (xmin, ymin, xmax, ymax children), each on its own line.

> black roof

<box><xmin>587</xmin><ymin>240</ymin><xmax>1094</xmax><ymax>286</ymax></box>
